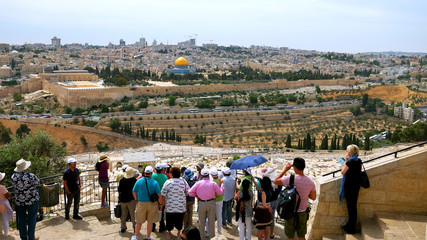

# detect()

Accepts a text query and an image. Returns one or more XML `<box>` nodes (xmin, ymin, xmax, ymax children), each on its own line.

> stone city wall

<box><xmin>55</xmin><ymin>79</ymin><xmax>362</xmax><ymax>108</ymax></box>
<box><xmin>307</xmin><ymin>148</ymin><xmax>427</xmax><ymax>240</ymax></box>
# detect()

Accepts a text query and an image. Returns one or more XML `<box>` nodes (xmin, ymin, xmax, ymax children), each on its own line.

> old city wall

<box><xmin>0</xmin><ymin>77</ymin><xmax>362</xmax><ymax>108</ymax></box>
<box><xmin>58</xmin><ymin>78</ymin><xmax>362</xmax><ymax>108</ymax></box>
<box><xmin>0</xmin><ymin>85</ymin><xmax>21</xmax><ymax>98</ymax></box>
<box><xmin>307</xmin><ymin>148</ymin><xmax>427</xmax><ymax>240</ymax></box>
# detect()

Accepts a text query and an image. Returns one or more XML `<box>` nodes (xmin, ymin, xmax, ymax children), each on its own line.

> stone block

<box><xmin>328</xmin><ymin>202</ymin><xmax>348</xmax><ymax>217</ymax></box>
<box><xmin>397</xmin><ymin>154</ymin><xmax>427</xmax><ymax>170</ymax></box>
<box><xmin>388</xmin><ymin>162</ymin><xmax>426</xmax><ymax>179</ymax></box>
<box><xmin>369</xmin><ymin>175</ymin><xmax>392</xmax><ymax>191</ymax></box>
<box><xmin>358</xmin><ymin>190</ymin><xmax>386</xmax><ymax>204</ymax></box>
<box><xmin>358</xmin><ymin>204</ymin><xmax>393</xmax><ymax>219</ymax></box>
<box><xmin>386</xmin><ymin>178</ymin><xmax>419</xmax><ymax>192</ymax></box>
<box><xmin>367</xmin><ymin>161</ymin><xmax>398</xmax><ymax>177</ymax></box>
<box><xmin>385</xmin><ymin>191</ymin><xmax>421</xmax><ymax>205</ymax></box>
<box><xmin>418</xmin><ymin>177</ymin><xmax>427</xmax><ymax>193</ymax></box>
<box><xmin>319</xmin><ymin>215</ymin><xmax>348</xmax><ymax>228</ymax></box>
<box><xmin>316</xmin><ymin>201</ymin><xmax>330</xmax><ymax>215</ymax></box>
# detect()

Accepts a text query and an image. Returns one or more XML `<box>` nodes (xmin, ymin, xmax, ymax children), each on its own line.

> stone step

<box><xmin>361</xmin><ymin>218</ymin><xmax>383</xmax><ymax>240</ymax></box>
<box><xmin>344</xmin><ymin>233</ymin><xmax>362</xmax><ymax>240</ymax></box>
<box><xmin>375</xmin><ymin>213</ymin><xmax>417</xmax><ymax>240</ymax></box>
<box><xmin>322</xmin><ymin>234</ymin><xmax>345</xmax><ymax>240</ymax></box>
<box><xmin>79</xmin><ymin>203</ymin><xmax>111</xmax><ymax>220</ymax></box>
<box><xmin>400</xmin><ymin>213</ymin><xmax>427</xmax><ymax>239</ymax></box>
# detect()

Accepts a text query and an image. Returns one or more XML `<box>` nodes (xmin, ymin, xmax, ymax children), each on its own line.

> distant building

<box><xmin>0</xmin><ymin>65</ymin><xmax>11</xmax><ymax>78</ymax></box>
<box><xmin>51</xmin><ymin>37</ymin><xmax>61</xmax><ymax>48</ymax></box>
<box><xmin>394</xmin><ymin>103</ymin><xmax>414</xmax><ymax>122</ymax></box>
<box><xmin>119</xmin><ymin>39</ymin><xmax>125</xmax><ymax>46</ymax></box>
<box><xmin>167</xmin><ymin>57</ymin><xmax>195</xmax><ymax>74</ymax></box>
<box><xmin>178</xmin><ymin>39</ymin><xmax>196</xmax><ymax>47</ymax></box>
<box><xmin>202</xmin><ymin>43</ymin><xmax>218</xmax><ymax>49</ymax></box>
<box><xmin>152</xmin><ymin>39</ymin><xmax>157</xmax><ymax>46</ymax></box>
<box><xmin>139</xmin><ymin>37</ymin><xmax>146</xmax><ymax>47</ymax></box>
<box><xmin>0</xmin><ymin>43</ymin><xmax>11</xmax><ymax>52</ymax></box>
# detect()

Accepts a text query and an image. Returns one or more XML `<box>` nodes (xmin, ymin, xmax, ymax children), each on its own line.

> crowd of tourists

<box><xmin>0</xmin><ymin>144</ymin><xmax>363</xmax><ymax>240</ymax></box>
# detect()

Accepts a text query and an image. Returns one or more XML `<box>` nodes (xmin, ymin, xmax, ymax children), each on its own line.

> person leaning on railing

<box><xmin>339</xmin><ymin>144</ymin><xmax>362</xmax><ymax>234</ymax></box>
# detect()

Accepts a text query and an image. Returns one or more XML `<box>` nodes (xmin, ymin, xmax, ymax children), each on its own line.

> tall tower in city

<box><xmin>152</xmin><ymin>39</ymin><xmax>157</xmax><ymax>46</ymax></box>
<box><xmin>51</xmin><ymin>36</ymin><xmax>61</xmax><ymax>48</ymax></box>
<box><xmin>119</xmin><ymin>39</ymin><xmax>126</xmax><ymax>46</ymax></box>
<box><xmin>139</xmin><ymin>37</ymin><xmax>146</xmax><ymax>47</ymax></box>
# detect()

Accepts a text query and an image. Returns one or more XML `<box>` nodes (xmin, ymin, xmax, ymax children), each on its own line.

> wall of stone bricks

<box><xmin>54</xmin><ymin>78</ymin><xmax>362</xmax><ymax>108</ymax></box>
<box><xmin>307</xmin><ymin>148</ymin><xmax>427</xmax><ymax>240</ymax></box>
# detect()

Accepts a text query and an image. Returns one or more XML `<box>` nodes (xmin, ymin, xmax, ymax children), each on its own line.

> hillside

<box><xmin>0</xmin><ymin>119</ymin><xmax>145</xmax><ymax>154</ymax></box>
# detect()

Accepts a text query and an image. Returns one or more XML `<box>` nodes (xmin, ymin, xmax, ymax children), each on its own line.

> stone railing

<box><xmin>307</xmin><ymin>146</ymin><xmax>427</xmax><ymax>239</ymax></box>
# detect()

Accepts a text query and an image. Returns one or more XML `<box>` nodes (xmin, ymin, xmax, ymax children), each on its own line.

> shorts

<box><xmin>166</xmin><ymin>212</ymin><xmax>185</xmax><ymax>231</ymax></box>
<box><xmin>99</xmin><ymin>181</ymin><xmax>109</xmax><ymax>188</ymax></box>
<box><xmin>136</xmin><ymin>201</ymin><xmax>159</xmax><ymax>224</ymax></box>
<box><xmin>284</xmin><ymin>211</ymin><xmax>308</xmax><ymax>238</ymax></box>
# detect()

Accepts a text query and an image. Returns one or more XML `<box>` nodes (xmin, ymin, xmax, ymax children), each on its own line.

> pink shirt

<box><xmin>0</xmin><ymin>185</ymin><xmax>7</xmax><ymax>201</ymax></box>
<box><xmin>281</xmin><ymin>175</ymin><xmax>316</xmax><ymax>212</ymax></box>
<box><xmin>188</xmin><ymin>178</ymin><xmax>224</xmax><ymax>200</ymax></box>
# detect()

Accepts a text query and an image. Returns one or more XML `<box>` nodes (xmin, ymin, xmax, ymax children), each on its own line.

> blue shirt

<box><xmin>132</xmin><ymin>177</ymin><xmax>161</xmax><ymax>202</ymax></box>
<box><xmin>222</xmin><ymin>176</ymin><xmax>236</xmax><ymax>201</ymax></box>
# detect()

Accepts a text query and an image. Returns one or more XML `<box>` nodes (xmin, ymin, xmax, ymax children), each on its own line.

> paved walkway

<box><xmin>4</xmin><ymin>213</ymin><xmax>288</xmax><ymax>240</ymax></box>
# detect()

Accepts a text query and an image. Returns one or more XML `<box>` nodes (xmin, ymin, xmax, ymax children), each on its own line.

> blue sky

<box><xmin>1</xmin><ymin>0</ymin><xmax>426</xmax><ymax>53</ymax></box>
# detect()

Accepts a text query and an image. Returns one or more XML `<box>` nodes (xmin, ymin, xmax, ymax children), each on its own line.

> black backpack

<box><xmin>95</xmin><ymin>161</ymin><xmax>101</xmax><ymax>171</ymax></box>
<box><xmin>277</xmin><ymin>174</ymin><xmax>301</xmax><ymax>220</ymax></box>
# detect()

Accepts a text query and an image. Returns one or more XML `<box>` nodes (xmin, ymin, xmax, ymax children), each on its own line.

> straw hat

<box><xmin>14</xmin><ymin>159</ymin><xmax>31</xmax><ymax>172</ymax></box>
<box><xmin>124</xmin><ymin>167</ymin><xmax>136</xmax><ymax>179</ymax></box>
<box><xmin>99</xmin><ymin>154</ymin><xmax>109</xmax><ymax>162</ymax></box>
<box><xmin>0</xmin><ymin>172</ymin><xmax>5</xmax><ymax>182</ymax></box>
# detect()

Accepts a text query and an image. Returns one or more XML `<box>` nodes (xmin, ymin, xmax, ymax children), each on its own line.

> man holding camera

<box><xmin>274</xmin><ymin>158</ymin><xmax>316</xmax><ymax>240</ymax></box>
<box><xmin>132</xmin><ymin>166</ymin><xmax>163</xmax><ymax>240</ymax></box>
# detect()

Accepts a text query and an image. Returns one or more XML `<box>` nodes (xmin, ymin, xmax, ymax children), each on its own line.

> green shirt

<box><xmin>238</xmin><ymin>175</ymin><xmax>253</xmax><ymax>190</ymax></box>
<box><xmin>213</xmin><ymin>178</ymin><xmax>223</xmax><ymax>202</ymax></box>
<box><xmin>152</xmin><ymin>172</ymin><xmax>168</xmax><ymax>189</ymax></box>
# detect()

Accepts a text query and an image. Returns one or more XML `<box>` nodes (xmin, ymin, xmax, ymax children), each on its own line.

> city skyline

<box><xmin>1</xmin><ymin>0</ymin><xmax>426</xmax><ymax>53</ymax></box>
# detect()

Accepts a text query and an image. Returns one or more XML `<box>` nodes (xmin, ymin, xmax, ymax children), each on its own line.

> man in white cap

<box><xmin>63</xmin><ymin>157</ymin><xmax>82</xmax><ymax>220</ymax></box>
<box><xmin>11</xmin><ymin>159</ymin><xmax>40</xmax><ymax>240</ymax></box>
<box><xmin>210</xmin><ymin>168</ymin><xmax>224</xmax><ymax>235</ymax></box>
<box><xmin>188</xmin><ymin>168</ymin><xmax>224</xmax><ymax>239</ymax></box>
<box><xmin>132</xmin><ymin>166</ymin><xmax>163</xmax><ymax>240</ymax></box>
<box><xmin>221</xmin><ymin>167</ymin><xmax>235</xmax><ymax>227</ymax></box>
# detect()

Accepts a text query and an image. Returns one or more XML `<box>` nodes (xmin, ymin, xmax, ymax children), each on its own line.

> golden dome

<box><xmin>175</xmin><ymin>57</ymin><xmax>188</xmax><ymax>65</ymax></box>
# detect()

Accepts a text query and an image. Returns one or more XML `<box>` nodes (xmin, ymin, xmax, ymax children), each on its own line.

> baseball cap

<box><xmin>210</xmin><ymin>168</ymin><xmax>218</xmax><ymax>176</ymax></box>
<box><xmin>222</xmin><ymin>167</ymin><xmax>231</xmax><ymax>175</ymax></box>
<box><xmin>145</xmin><ymin>166</ymin><xmax>154</xmax><ymax>174</ymax></box>
<box><xmin>201</xmin><ymin>168</ymin><xmax>209</xmax><ymax>176</ymax></box>
<box><xmin>122</xmin><ymin>164</ymin><xmax>129</xmax><ymax>171</ymax></box>
<box><xmin>155</xmin><ymin>163</ymin><xmax>163</xmax><ymax>170</ymax></box>
<box><xmin>67</xmin><ymin>158</ymin><xmax>77</xmax><ymax>164</ymax></box>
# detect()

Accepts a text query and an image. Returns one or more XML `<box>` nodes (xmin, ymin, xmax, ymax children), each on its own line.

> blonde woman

<box><xmin>340</xmin><ymin>144</ymin><xmax>362</xmax><ymax>234</ymax></box>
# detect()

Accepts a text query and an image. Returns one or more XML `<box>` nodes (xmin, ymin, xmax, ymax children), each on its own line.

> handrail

<box><xmin>322</xmin><ymin>141</ymin><xmax>427</xmax><ymax>178</ymax></box>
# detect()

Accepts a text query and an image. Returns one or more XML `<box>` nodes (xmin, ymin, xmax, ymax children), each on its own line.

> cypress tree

<box><xmin>306</xmin><ymin>133</ymin><xmax>311</xmax><ymax>150</ymax></box>
<box><xmin>285</xmin><ymin>135</ymin><xmax>292</xmax><ymax>148</ymax></box>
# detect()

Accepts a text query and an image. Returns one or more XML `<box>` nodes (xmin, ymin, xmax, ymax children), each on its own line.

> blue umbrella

<box><xmin>230</xmin><ymin>155</ymin><xmax>268</xmax><ymax>170</ymax></box>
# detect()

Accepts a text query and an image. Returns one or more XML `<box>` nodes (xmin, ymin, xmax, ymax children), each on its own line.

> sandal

<box><xmin>270</xmin><ymin>234</ymin><xmax>275</xmax><ymax>239</ymax></box>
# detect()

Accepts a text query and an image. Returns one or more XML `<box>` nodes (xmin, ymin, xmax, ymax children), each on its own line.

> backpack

<box><xmin>95</xmin><ymin>161</ymin><xmax>101</xmax><ymax>171</ymax></box>
<box><xmin>277</xmin><ymin>174</ymin><xmax>301</xmax><ymax>220</ymax></box>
